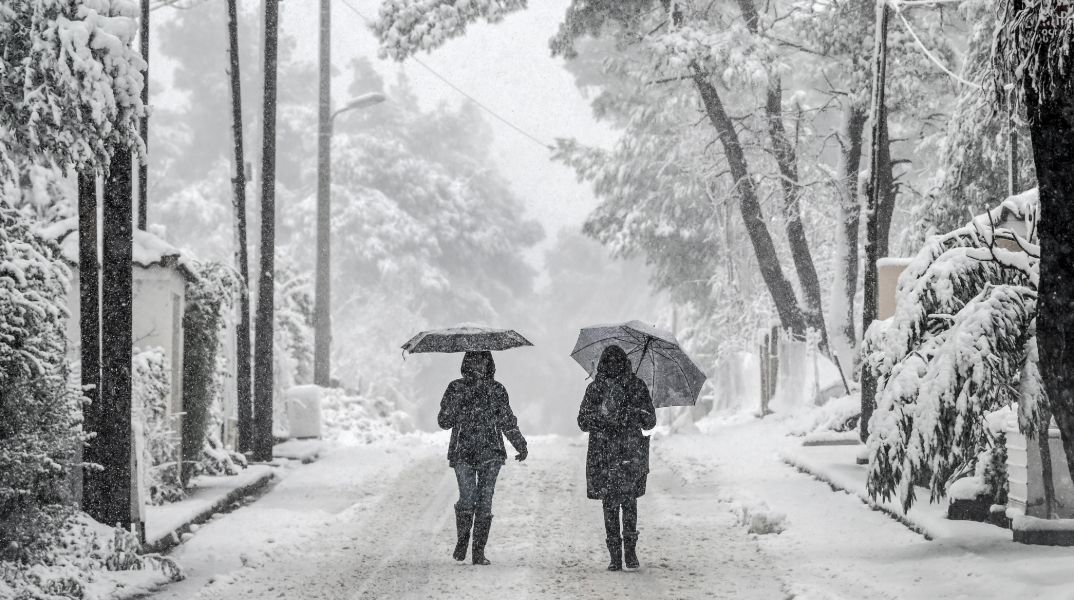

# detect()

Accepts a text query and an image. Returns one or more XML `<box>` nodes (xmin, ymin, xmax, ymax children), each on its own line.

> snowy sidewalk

<box><xmin>144</xmin><ymin>465</ymin><xmax>275</xmax><ymax>552</ymax></box>
<box><xmin>781</xmin><ymin>442</ymin><xmax>1011</xmax><ymax>543</ymax></box>
<box><xmin>658</xmin><ymin>415</ymin><xmax>1074</xmax><ymax>599</ymax></box>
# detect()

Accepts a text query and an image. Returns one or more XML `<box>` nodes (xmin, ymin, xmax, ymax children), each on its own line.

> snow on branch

<box><xmin>865</xmin><ymin>190</ymin><xmax>1041</xmax><ymax>511</ymax></box>
<box><xmin>374</xmin><ymin>0</ymin><xmax>528</xmax><ymax>61</ymax></box>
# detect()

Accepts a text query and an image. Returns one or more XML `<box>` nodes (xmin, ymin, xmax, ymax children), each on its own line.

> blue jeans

<box><xmin>454</xmin><ymin>461</ymin><xmax>501</xmax><ymax>517</ymax></box>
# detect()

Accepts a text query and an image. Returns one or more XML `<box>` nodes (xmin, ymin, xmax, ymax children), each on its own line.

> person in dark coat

<box><xmin>437</xmin><ymin>351</ymin><xmax>527</xmax><ymax>566</ymax></box>
<box><xmin>577</xmin><ymin>344</ymin><xmax>657</xmax><ymax>572</ymax></box>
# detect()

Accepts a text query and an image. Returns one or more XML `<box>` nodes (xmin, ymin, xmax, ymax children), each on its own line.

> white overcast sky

<box><xmin>282</xmin><ymin>0</ymin><xmax>617</xmax><ymax>245</ymax></box>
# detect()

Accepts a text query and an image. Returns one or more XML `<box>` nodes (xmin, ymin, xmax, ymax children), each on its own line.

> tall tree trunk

<box><xmin>78</xmin><ymin>172</ymin><xmax>101</xmax><ymax>517</ymax></box>
<box><xmin>226</xmin><ymin>0</ymin><xmax>253</xmax><ymax>454</ymax></box>
<box><xmin>252</xmin><ymin>0</ymin><xmax>279</xmax><ymax>462</ymax></box>
<box><xmin>85</xmin><ymin>147</ymin><xmax>135</xmax><ymax>527</ymax></box>
<box><xmin>737</xmin><ymin>0</ymin><xmax>829</xmax><ymax>352</ymax></box>
<box><xmin>860</xmin><ymin>1</ymin><xmax>894</xmax><ymax>442</ymax></box>
<box><xmin>690</xmin><ymin>65</ymin><xmax>807</xmax><ymax>335</ymax></box>
<box><xmin>830</xmin><ymin>104</ymin><xmax>867</xmax><ymax>375</ymax></box>
<box><xmin>1027</xmin><ymin>80</ymin><xmax>1074</xmax><ymax>486</ymax></box>
<box><xmin>137</xmin><ymin>0</ymin><xmax>148</xmax><ymax>231</ymax></box>
<box><xmin>313</xmin><ymin>0</ymin><xmax>332</xmax><ymax>387</ymax></box>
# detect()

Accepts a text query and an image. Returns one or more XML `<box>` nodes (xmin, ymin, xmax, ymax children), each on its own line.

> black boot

<box><xmin>606</xmin><ymin>536</ymin><xmax>623</xmax><ymax>571</ymax></box>
<box><xmin>622</xmin><ymin>498</ymin><xmax>639</xmax><ymax>570</ymax></box>
<box><xmin>471</xmin><ymin>514</ymin><xmax>493</xmax><ymax>566</ymax></box>
<box><xmin>453</xmin><ymin>508</ymin><xmax>474</xmax><ymax>561</ymax></box>
<box><xmin>602</xmin><ymin>500</ymin><xmax>622</xmax><ymax>571</ymax></box>
<box><xmin>623</xmin><ymin>532</ymin><xmax>639</xmax><ymax>570</ymax></box>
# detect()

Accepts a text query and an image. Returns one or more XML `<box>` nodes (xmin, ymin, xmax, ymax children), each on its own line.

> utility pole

<box><xmin>314</xmin><ymin>0</ymin><xmax>332</xmax><ymax>387</ymax></box>
<box><xmin>137</xmin><ymin>0</ymin><xmax>148</xmax><ymax>231</ymax></box>
<box><xmin>859</xmin><ymin>0</ymin><xmax>892</xmax><ymax>444</ymax></box>
<box><xmin>253</xmin><ymin>0</ymin><xmax>280</xmax><ymax>462</ymax></box>
<box><xmin>226</xmin><ymin>0</ymin><xmax>253</xmax><ymax>453</ymax></box>
<box><xmin>84</xmin><ymin>147</ymin><xmax>135</xmax><ymax>528</ymax></box>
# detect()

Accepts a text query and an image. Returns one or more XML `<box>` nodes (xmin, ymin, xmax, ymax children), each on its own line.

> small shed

<box><xmin>41</xmin><ymin>219</ymin><xmax>198</xmax><ymax>500</ymax></box>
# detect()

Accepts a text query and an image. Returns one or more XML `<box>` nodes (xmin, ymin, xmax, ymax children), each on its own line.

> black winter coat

<box><xmin>578</xmin><ymin>374</ymin><xmax>657</xmax><ymax>501</ymax></box>
<box><xmin>438</xmin><ymin>375</ymin><xmax>527</xmax><ymax>467</ymax></box>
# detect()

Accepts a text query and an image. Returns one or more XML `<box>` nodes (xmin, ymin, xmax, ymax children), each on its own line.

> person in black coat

<box><xmin>578</xmin><ymin>344</ymin><xmax>657</xmax><ymax>571</ymax></box>
<box><xmin>437</xmin><ymin>351</ymin><xmax>527</xmax><ymax>566</ymax></box>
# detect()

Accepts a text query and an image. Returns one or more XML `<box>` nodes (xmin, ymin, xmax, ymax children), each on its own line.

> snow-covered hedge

<box><xmin>864</xmin><ymin>190</ymin><xmax>1039</xmax><ymax>511</ymax></box>
<box><xmin>0</xmin><ymin>200</ymin><xmax>78</xmax><ymax>564</ymax></box>
<box><xmin>181</xmin><ymin>262</ymin><xmax>236</xmax><ymax>484</ymax></box>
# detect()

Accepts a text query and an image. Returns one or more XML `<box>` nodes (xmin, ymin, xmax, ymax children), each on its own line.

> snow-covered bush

<box><xmin>201</xmin><ymin>350</ymin><xmax>247</xmax><ymax>477</ymax></box>
<box><xmin>132</xmin><ymin>348</ymin><xmax>183</xmax><ymax>505</ymax></box>
<box><xmin>0</xmin><ymin>200</ymin><xmax>79</xmax><ymax>565</ymax></box>
<box><xmin>181</xmin><ymin>262</ymin><xmax>235</xmax><ymax>484</ymax></box>
<box><xmin>865</xmin><ymin>190</ymin><xmax>1039</xmax><ymax>511</ymax></box>
<box><xmin>1</xmin><ymin>513</ymin><xmax>182</xmax><ymax>599</ymax></box>
<box><xmin>320</xmin><ymin>387</ymin><xmax>414</xmax><ymax>446</ymax></box>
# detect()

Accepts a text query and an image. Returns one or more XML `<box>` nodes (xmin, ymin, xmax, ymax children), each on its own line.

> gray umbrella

<box><xmin>570</xmin><ymin>320</ymin><xmax>707</xmax><ymax>408</ymax></box>
<box><xmin>402</xmin><ymin>326</ymin><xmax>533</xmax><ymax>354</ymax></box>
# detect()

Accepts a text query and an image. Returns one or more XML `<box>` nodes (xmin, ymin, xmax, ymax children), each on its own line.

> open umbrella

<box><xmin>570</xmin><ymin>320</ymin><xmax>707</xmax><ymax>407</ymax></box>
<box><xmin>402</xmin><ymin>326</ymin><xmax>533</xmax><ymax>354</ymax></box>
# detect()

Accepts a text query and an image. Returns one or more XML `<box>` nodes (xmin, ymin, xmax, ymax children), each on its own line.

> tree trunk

<box><xmin>313</xmin><ymin>0</ymin><xmax>332</xmax><ymax>387</ymax></box>
<box><xmin>1027</xmin><ymin>80</ymin><xmax>1074</xmax><ymax>486</ymax></box>
<box><xmin>226</xmin><ymin>0</ymin><xmax>253</xmax><ymax>454</ymax></box>
<box><xmin>137</xmin><ymin>0</ymin><xmax>148</xmax><ymax>231</ymax></box>
<box><xmin>85</xmin><ymin>147</ymin><xmax>134</xmax><ymax>528</ymax></box>
<box><xmin>860</xmin><ymin>1</ymin><xmax>894</xmax><ymax>442</ymax></box>
<box><xmin>78</xmin><ymin>172</ymin><xmax>101</xmax><ymax>517</ymax></box>
<box><xmin>690</xmin><ymin>66</ymin><xmax>808</xmax><ymax>336</ymax></box>
<box><xmin>736</xmin><ymin>0</ymin><xmax>828</xmax><ymax>352</ymax></box>
<box><xmin>831</xmin><ymin>104</ymin><xmax>867</xmax><ymax>375</ymax></box>
<box><xmin>252</xmin><ymin>0</ymin><xmax>279</xmax><ymax>462</ymax></box>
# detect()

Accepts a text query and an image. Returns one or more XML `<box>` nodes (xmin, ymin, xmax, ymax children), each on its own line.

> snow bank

<box><xmin>732</xmin><ymin>501</ymin><xmax>787</xmax><ymax>535</ymax></box>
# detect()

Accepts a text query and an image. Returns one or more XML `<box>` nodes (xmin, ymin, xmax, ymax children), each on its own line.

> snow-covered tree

<box><xmin>865</xmin><ymin>190</ymin><xmax>1040</xmax><ymax>510</ymax></box>
<box><xmin>0</xmin><ymin>0</ymin><xmax>146</xmax><ymax>198</ymax></box>
<box><xmin>995</xmin><ymin>0</ymin><xmax>1074</xmax><ymax>490</ymax></box>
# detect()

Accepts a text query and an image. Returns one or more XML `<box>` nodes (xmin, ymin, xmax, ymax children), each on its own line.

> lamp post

<box><xmin>313</xmin><ymin>91</ymin><xmax>386</xmax><ymax>387</ymax></box>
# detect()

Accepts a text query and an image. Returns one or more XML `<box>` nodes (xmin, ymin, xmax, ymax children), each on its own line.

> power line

<box><xmin>337</xmin><ymin>0</ymin><xmax>556</xmax><ymax>151</ymax></box>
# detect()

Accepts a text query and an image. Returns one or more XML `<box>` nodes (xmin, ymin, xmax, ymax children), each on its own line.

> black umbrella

<box><xmin>401</xmin><ymin>326</ymin><xmax>533</xmax><ymax>354</ymax></box>
<box><xmin>570</xmin><ymin>320</ymin><xmax>707</xmax><ymax>407</ymax></box>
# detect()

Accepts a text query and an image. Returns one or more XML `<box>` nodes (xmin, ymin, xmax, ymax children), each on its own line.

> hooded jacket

<box><xmin>578</xmin><ymin>345</ymin><xmax>657</xmax><ymax>501</ymax></box>
<box><xmin>437</xmin><ymin>351</ymin><xmax>527</xmax><ymax>467</ymax></box>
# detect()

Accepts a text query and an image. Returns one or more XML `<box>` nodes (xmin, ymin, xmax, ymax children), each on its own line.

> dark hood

<box><xmin>461</xmin><ymin>350</ymin><xmax>495</xmax><ymax>380</ymax></box>
<box><xmin>596</xmin><ymin>345</ymin><xmax>631</xmax><ymax>381</ymax></box>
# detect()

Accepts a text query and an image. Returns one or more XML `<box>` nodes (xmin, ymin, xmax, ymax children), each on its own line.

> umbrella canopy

<box><xmin>401</xmin><ymin>326</ymin><xmax>533</xmax><ymax>354</ymax></box>
<box><xmin>570</xmin><ymin>320</ymin><xmax>707</xmax><ymax>408</ymax></box>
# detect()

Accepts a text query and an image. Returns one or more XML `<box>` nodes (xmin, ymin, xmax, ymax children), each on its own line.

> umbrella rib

<box><xmin>570</xmin><ymin>335</ymin><xmax>639</xmax><ymax>358</ymax></box>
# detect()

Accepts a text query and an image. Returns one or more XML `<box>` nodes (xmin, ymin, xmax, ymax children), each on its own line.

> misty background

<box><xmin>144</xmin><ymin>0</ymin><xmax>668</xmax><ymax>434</ymax></box>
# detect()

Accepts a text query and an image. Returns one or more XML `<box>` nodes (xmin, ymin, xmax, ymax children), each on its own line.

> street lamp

<box><xmin>314</xmin><ymin>91</ymin><xmax>386</xmax><ymax>387</ymax></box>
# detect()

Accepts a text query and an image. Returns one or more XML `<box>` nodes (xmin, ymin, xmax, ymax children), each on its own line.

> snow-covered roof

<box><xmin>36</xmin><ymin>217</ymin><xmax>198</xmax><ymax>281</ymax></box>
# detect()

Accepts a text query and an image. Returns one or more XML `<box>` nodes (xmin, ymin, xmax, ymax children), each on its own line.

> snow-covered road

<box><xmin>153</xmin><ymin>419</ymin><xmax>1074</xmax><ymax>600</ymax></box>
